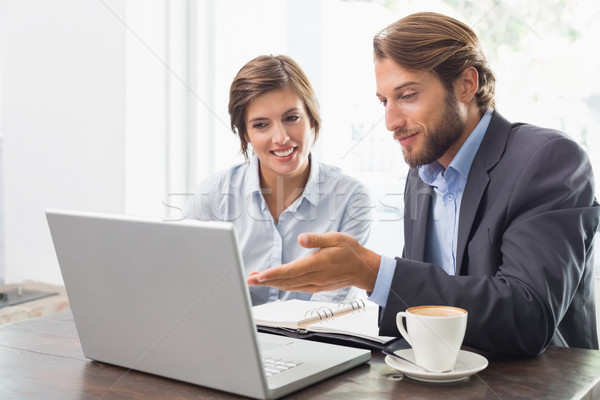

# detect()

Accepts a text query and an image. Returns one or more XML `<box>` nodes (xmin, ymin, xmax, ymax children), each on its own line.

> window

<box><xmin>125</xmin><ymin>0</ymin><xmax>600</xmax><ymax>264</ymax></box>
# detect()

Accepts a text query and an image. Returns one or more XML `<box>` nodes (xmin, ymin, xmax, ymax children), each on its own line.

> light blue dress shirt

<box><xmin>187</xmin><ymin>154</ymin><xmax>373</xmax><ymax>305</ymax></box>
<box><xmin>370</xmin><ymin>110</ymin><xmax>493</xmax><ymax>307</ymax></box>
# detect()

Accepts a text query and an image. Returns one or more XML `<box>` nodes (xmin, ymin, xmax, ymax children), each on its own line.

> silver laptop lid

<box><xmin>46</xmin><ymin>209</ymin><xmax>269</xmax><ymax>399</ymax></box>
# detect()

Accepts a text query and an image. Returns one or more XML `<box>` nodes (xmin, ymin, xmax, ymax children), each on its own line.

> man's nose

<box><xmin>385</xmin><ymin>103</ymin><xmax>407</xmax><ymax>133</ymax></box>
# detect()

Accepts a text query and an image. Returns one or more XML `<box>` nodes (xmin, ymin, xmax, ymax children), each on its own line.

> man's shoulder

<box><xmin>487</xmin><ymin>112</ymin><xmax>579</xmax><ymax>155</ymax></box>
<box><xmin>506</xmin><ymin>122</ymin><xmax>581</xmax><ymax>155</ymax></box>
<box><xmin>485</xmin><ymin>117</ymin><xmax>590</xmax><ymax>179</ymax></box>
<box><xmin>487</xmin><ymin>111</ymin><xmax>567</xmax><ymax>141</ymax></box>
<box><xmin>509</xmin><ymin>121</ymin><xmax>568</xmax><ymax>139</ymax></box>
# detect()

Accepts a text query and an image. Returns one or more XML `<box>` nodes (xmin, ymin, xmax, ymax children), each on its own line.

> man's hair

<box><xmin>228</xmin><ymin>55</ymin><xmax>321</xmax><ymax>160</ymax></box>
<box><xmin>373</xmin><ymin>12</ymin><xmax>496</xmax><ymax>113</ymax></box>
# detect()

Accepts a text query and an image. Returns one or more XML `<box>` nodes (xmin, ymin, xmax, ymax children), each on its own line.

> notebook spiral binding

<box><xmin>304</xmin><ymin>298</ymin><xmax>366</xmax><ymax>322</ymax></box>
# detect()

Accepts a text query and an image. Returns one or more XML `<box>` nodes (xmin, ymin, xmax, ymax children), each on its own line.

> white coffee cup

<box><xmin>396</xmin><ymin>305</ymin><xmax>468</xmax><ymax>372</ymax></box>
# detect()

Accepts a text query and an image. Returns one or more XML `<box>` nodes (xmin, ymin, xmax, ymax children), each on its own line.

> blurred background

<box><xmin>1</xmin><ymin>0</ymin><xmax>599</xmax><ymax>285</ymax></box>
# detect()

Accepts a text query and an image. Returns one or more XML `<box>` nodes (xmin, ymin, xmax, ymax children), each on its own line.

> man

<box><xmin>247</xmin><ymin>12</ymin><xmax>600</xmax><ymax>356</ymax></box>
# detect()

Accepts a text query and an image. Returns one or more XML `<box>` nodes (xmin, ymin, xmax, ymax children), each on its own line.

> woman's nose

<box><xmin>272</xmin><ymin>123</ymin><xmax>290</xmax><ymax>144</ymax></box>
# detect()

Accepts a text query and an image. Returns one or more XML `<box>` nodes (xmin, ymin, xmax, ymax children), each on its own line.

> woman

<box><xmin>187</xmin><ymin>55</ymin><xmax>372</xmax><ymax>305</ymax></box>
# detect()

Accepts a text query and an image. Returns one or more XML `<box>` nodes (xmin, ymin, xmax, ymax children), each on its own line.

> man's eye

<box><xmin>401</xmin><ymin>93</ymin><xmax>416</xmax><ymax>101</ymax></box>
<box><xmin>379</xmin><ymin>99</ymin><xmax>387</xmax><ymax>107</ymax></box>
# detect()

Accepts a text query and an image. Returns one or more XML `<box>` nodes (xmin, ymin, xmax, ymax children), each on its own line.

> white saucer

<box><xmin>385</xmin><ymin>349</ymin><xmax>488</xmax><ymax>383</ymax></box>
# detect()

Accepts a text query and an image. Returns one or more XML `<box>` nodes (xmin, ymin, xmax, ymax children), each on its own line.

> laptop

<box><xmin>46</xmin><ymin>209</ymin><xmax>370</xmax><ymax>399</ymax></box>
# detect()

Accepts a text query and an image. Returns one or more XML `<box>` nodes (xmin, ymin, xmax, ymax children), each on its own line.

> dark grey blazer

<box><xmin>379</xmin><ymin>111</ymin><xmax>600</xmax><ymax>357</ymax></box>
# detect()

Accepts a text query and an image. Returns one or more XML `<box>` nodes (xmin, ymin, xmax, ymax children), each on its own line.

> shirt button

<box><xmin>447</xmin><ymin>194</ymin><xmax>455</xmax><ymax>201</ymax></box>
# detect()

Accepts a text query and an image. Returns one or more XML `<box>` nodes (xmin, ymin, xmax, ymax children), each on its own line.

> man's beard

<box><xmin>401</xmin><ymin>90</ymin><xmax>465</xmax><ymax>169</ymax></box>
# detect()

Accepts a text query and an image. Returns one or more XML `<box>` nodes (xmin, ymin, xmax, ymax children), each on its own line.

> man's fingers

<box><xmin>247</xmin><ymin>258</ymin><xmax>322</xmax><ymax>287</ymax></box>
<box><xmin>247</xmin><ymin>262</ymin><xmax>302</xmax><ymax>285</ymax></box>
<box><xmin>255</xmin><ymin>262</ymin><xmax>304</xmax><ymax>282</ymax></box>
<box><xmin>248</xmin><ymin>273</ymin><xmax>340</xmax><ymax>293</ymax></box>
<box><xmin>298</xmin><ymin>232</ymin><xmax>349</xmax><ymax>249</ymax></box>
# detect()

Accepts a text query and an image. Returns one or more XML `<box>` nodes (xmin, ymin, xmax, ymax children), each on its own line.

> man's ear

<box><xmin>455</xmin><ymin>67</ymin><xmax>479</xmax><ymax>104</ymax></box>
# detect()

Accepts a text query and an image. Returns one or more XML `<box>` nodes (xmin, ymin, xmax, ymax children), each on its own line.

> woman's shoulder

<box><xmin>190</xmin><ymin>162</ymin><xmax>254</xmax><ymax>220</ymax></box>
<box><xmin>197</xmin><ymin>162</ymin><xmax>251</xmax><ymax>192</ymax></box>
<box><xmin>316</xmin><ymin>161</ymin><xmax>369</xmax><ymax>192</ymax></box>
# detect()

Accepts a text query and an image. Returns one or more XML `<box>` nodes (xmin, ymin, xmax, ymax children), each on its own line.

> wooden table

<box><xmin>1</xmin><ymin>311</ymin><xmax>600</xmax><ymax>399</ymax></box>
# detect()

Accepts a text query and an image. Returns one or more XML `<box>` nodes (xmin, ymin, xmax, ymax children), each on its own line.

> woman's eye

<box><xmin>253</xmin><ymin>122</ymin><xmax>267</xmax><ymax>129</ymax></box>
<box><xmin>285</xmin><ymin>115</ymin><xmax>300</xmax><ymax>122</ymax></box>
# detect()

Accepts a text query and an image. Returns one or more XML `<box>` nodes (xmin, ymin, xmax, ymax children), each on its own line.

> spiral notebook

<box><xmin>252</xmin><ymin>298</ymin><xmax>396</xmax><ymax>349</ymax></box>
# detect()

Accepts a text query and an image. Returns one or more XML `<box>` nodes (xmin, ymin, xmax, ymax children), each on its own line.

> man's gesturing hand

<box><xmin>246</xmin><ymin>232</ymin><xmax>381</xmax><ymax>292</ymax></box>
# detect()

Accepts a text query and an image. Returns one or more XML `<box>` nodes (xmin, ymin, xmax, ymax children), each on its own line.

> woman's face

<box><xmin>244</xmin><ymin>87</ymin><xmax>314</xmax><ymax>185</ymax></box>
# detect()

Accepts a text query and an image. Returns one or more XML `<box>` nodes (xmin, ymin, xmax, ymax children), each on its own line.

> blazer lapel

<box><xmin>455</xmin><ymin>111</ymin><xmax>513</xmax><ymax>273</ymax></box>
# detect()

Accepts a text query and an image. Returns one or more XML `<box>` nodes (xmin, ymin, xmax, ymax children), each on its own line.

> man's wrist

<box><xmin>368</xmin><ymin>256</ymin><xmax>396</xmax><ymax>307</ymax></box>
<box><xmin>360</xmin><ymin>249</ymin><xmax>381</xmax><ymax>292</ymax></box>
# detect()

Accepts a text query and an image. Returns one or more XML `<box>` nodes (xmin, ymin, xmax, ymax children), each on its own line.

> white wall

<box><xmin>124</xmin><ymin>0</ymin><xmax>168</xmax><ymax>218</ymax></box>
<box><xmin>0</xmin><ymin>0</ymin><xmax>126</xmax><ymax>284</ymax></box>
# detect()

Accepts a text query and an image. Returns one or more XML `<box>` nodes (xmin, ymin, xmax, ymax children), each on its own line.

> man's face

<box><xmin>375</xmin><ymin>57</ymin><xmax>466</xmax><ymax>169</ymax></box>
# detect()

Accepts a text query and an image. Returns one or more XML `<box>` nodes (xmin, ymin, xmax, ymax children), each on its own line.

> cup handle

<box><xmin>396</xmin><ymin>312</ymin><xmax>412</xmax><ymax>346</ymax></box>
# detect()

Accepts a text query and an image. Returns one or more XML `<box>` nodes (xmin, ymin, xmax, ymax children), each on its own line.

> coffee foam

<box><xmin>408</xmin><ymin>306</ymin><xmax>466</xmax><ymax>317</ymax></box>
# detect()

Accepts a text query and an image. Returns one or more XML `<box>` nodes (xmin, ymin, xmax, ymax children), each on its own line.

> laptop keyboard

<box><xmin>263</xmin><ymin>357</ymin><xmax>303</xmax><ymax>377</ymax></box>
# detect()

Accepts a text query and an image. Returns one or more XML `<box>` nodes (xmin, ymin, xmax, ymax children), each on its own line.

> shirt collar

<box><xmin>449</xmin><ymin>109</ymin><xmax>493</xmax><ymax>178</ymax></box>
<box><xmin>419</xmin><ymin>109</ymin><xmax>493</xmax><ymax>182</ymax></box>
<box><xmin>300</xmin><ymin>155</ymin><xmax>320</xmax><ymax>207</ymax></box>
<box><xmin>243</xmin><ymin>154</ymin><xmax>262</xmax><ymax>197</ymax></box>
